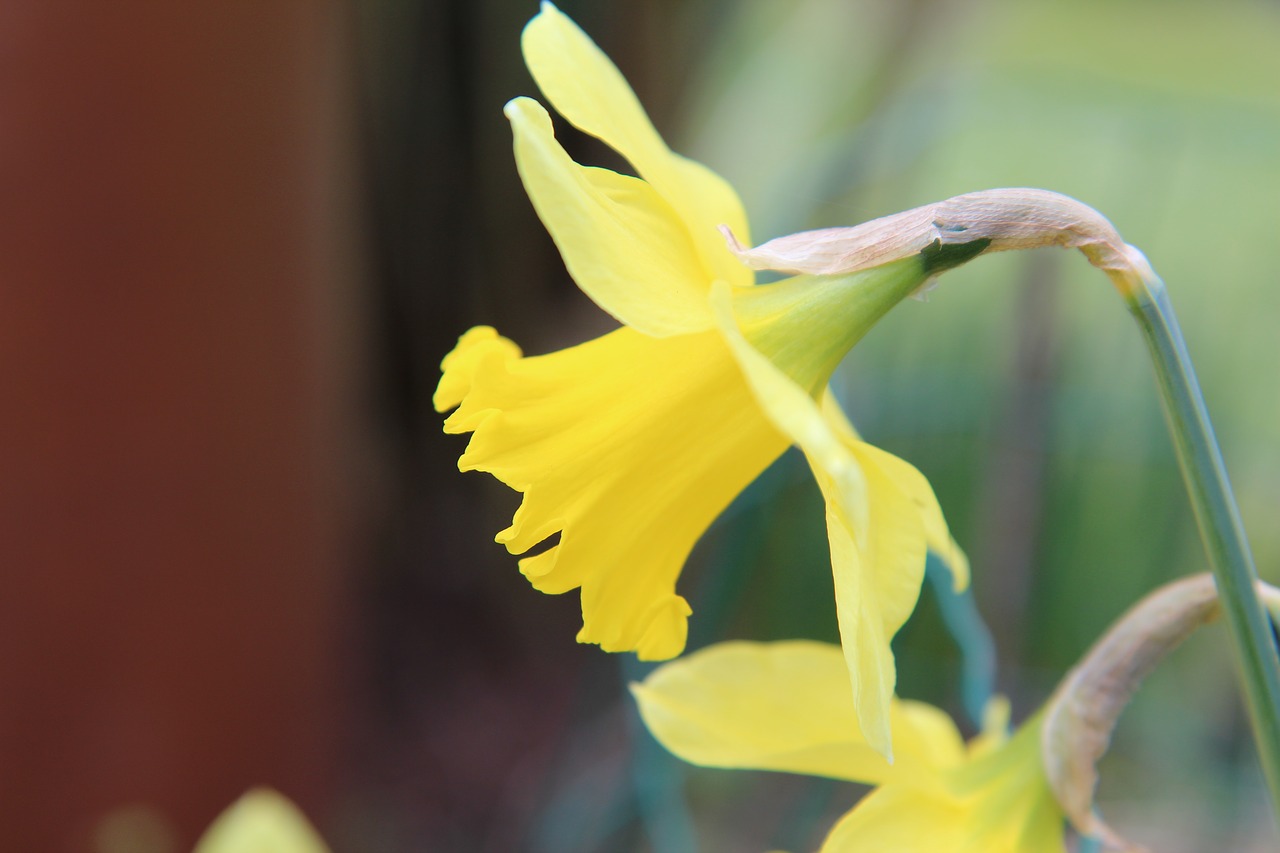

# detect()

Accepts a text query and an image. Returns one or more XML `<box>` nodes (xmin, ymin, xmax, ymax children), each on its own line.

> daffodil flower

<box><xmin>435</xmin><ymin>2</ymin><xmax>973</xmax><ymax>757</ymax></box>
<box><xmin>632</xmin><ymin>640</ymin><xmax>1066</xmax><ymax>853</ymax></box>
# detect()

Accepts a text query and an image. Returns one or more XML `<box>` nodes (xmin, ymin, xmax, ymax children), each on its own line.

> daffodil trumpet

<box><xmin>436</xmin><ymin>2</ymin><xmax>970</xmax><ymax>759</ymax></box>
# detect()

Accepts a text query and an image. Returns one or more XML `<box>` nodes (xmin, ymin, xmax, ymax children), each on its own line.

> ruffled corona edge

<box><xmin>435</xmin><ymin>325</ymin><xmax>788</xmax><ymax>660</ymax></box>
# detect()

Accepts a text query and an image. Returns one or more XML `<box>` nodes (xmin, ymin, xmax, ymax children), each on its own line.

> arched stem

<box><xmin>1123</xmin><ymin>277</ymin><xmax>1280</xmax><ymax>816</ymax></box>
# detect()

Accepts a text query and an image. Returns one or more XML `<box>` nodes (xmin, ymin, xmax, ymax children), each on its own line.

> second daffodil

<box><xmin>632</xmin><ymin>641</ymin><xmax>1065</xmax><ymax>853</ymax></box>
<box><xmin>436</xmin><ymin>2</ymin><xmax>978</xmax><ymax>756</ymax></box>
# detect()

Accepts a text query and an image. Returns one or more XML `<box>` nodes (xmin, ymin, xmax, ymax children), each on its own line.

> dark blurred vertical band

<box><xmin>0</xmin><ymin>2</ymin><xmax>360</xmax><ymax>850</ymax></box>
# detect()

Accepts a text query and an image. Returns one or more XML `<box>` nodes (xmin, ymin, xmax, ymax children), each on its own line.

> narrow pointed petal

<box><xmin>505</xmin><ymin>97</ymin><xmax>714</xmax><ymax>336</ymax></box>
<box><xmin>632</xmin><ymin>641</ymin><xmax>964</xmax><ymax>785</ymax></box>
<box><xmin>709</xmin><ymin>281</ymin><xmax>931</xmax><ymax>757</ymax></box>
<box><xmin>821</xmin><ymin>394</ymin><xmax>969</xmax><ymax>591</ymax></box>
<box><xmin>814</xmin><ymin>441</ymin><xmax>928</xmax><ymax>760</ymax></box>
<box><xmin>522</xmin><ymin>3</ymin><xmax>751</xmax><ymax>288</ymax></box>
<box><xmin>436</xmin><ymin>325</ymin><xmax>786</xmax><ymax>660</ymax></box>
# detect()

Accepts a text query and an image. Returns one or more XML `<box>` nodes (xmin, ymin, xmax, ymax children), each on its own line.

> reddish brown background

<box><xmin>0</xmin><ymin>2</ymin><xmax>358</xmax><ymax>849</ymax></box>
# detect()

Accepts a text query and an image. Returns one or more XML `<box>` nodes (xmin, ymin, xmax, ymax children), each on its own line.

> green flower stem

<box><xmin>925</xmin><ymin>556</ymin><xmax>996</xmax><ymax>728</ymax></box>
<box><xmin>622</xmin><ymin>658</ymin><xmax>698</xmax><ymax>853</ymax></box>
<box><xmin>1076</xmin><ymin>830</ymin><xmax>1103</xmax><ymax>853</ymax></box>
<box><xmin>1125</xmin><ymin>276</ymin><xmax>1280</xmax><ymax>815</ymax></box>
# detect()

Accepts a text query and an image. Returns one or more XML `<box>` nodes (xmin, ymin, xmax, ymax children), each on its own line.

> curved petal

<box><xmin>821</xmin><ymin>393</ymin><xmax>970</xmax><ymax>591</ymax></box>
<box><xmin>506</xmin><ymin>97</ymin><xmax>713</xmax><ymax>336</ymax></box>
<box><xmin>815</xmin><ymin>439</ymin><xmax>928</xmax><ymax>761</ymax></box>
<box><xmin>631</xmin><ymin>641</ymin><xmax>964</xmax><ymax>785</ymax></box>
<box><xmin>821</xmin><ymin>720</ymin><xmax>1066</xmax><ymax>853</ymax></box>
<box><xmin>820</xmin><ymin>787</ymin><xmax>966</xmax><ymax>853</ymax></box>
<box><xmin>522</xmin><ymin>3</ymin><xmax>752</xmax><ymax>289</ymax></box>
<box><xmin>721</xmin><ymin>257</ymin><xmax>969</xmax><ymax>602</ymax></box>
<box><xmin>710</xmin><ymin>282</ymin><xmax>930</xmax><ymax>758</ymax></box>
<box><xmin>435</xmin><ymin>325</ymin><xmax>786</xmax><ymax>660</ymax></box>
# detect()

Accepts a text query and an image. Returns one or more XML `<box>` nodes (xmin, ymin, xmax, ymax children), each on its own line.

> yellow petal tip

<box><xmin>193</xmin><ymin>789</ymin><xmax>329</xmax><ymax>853</ymax></box>
<box><xmin>502</xmin><ymin>95</ymin><xmax>527</xmax><ymax>115</ymax></box>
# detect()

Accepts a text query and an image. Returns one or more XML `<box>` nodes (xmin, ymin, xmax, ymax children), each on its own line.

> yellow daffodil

<box><xmin>632</xmin><ymin>640</ymin><xmax>1066</xmax><ymax>853</ymax></box>
<box><xmin>436</xmin><ymin>2</ymin><xmax>975</xmax><ymax>756</ymax></box>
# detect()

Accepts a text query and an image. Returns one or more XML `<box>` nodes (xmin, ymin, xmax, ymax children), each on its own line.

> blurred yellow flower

<box><xmin>436</xmin><ymin>2</ymin><xmax>971</xmax><ymax>756</ymax></box>
<box><xmin>633</xmin><ymin>641</ymin><xmax>1065</xmax><ymax>853</ymax></box>
<box><xmin>193</xmin><ymin>789</ymin><xmax>330</xmax><ymax>853</ymax></box>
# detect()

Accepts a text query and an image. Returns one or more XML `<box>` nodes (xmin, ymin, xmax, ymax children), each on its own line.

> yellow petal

<box><xmin>834</xmin><ymin>412</ymin><xmax>962</xmax><ymax>591</ymax></box>
<box><xmin>505</xmin><ymin>97</ymin><xmax>713</xmax><ymax>336</ymax></box>
<box><xmin>632</xmin><ymin>641</ymin><xmax>964</xmax><ymax>785</ymax></box>
<box><xmin>820</xmin><ymin>787</ymin><xmax>967</xmax><ymax>853</ymax></box>
<box><xmin>822</xmin><ymin>394</ymin><xmax>970</xmax><ymax>592</ymax></box>
<box><xmin>947</xmin><ymin>719</ymin><xmax>1068</xmax><ymax>852</ymax></box>
<box><xmin>821</xmin><ymin>719</ymin><xmax>1066</xmax><ymax>853</ymax></box>
<box><xmin>522</xmin><ymin>3</ymin><xmax>751</xmax><ymax>289</ymax></box>
<box><xmin>718</xmin><ymin>257</ymin><xmax>970</xmax><ymax>591</ymax></box>
<box><xmin>709</xmin><ymin>281</ymin><xmax>860</xmax><ymax>485</ymax></box>
<box><xmin>435</xmin><ymin>325</ymin><xmax>786</xmax><ymax>660</ymax></box>
<box><xmin>968</xmin><ymin>694</ymin><xmax>1012</xmax><ymax>758</ymax></box>
<box><xmin>710</xmin><ymin>281</ymin><xmax>929</xmax><ymax>758</ymax></box>
<box><xmin>193</xmin><ymin>789</ymin><xmax>330</xmax><ymax>853</ymax></box>
<box><xmin>815</xmin><ymin>440</ymin><xmax>927</xmax><ymax>761</ymax></box>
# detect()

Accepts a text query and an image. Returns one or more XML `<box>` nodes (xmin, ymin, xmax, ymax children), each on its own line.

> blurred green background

<box><xmin>400</xmin><ymin>0</ymin><xmax>1280</xmax><ymax>850</ymax></box>
<box><xmin>7</xmin><ymin>0</ymin><xmax>1279</xmax><ymax>850</ymax></box>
